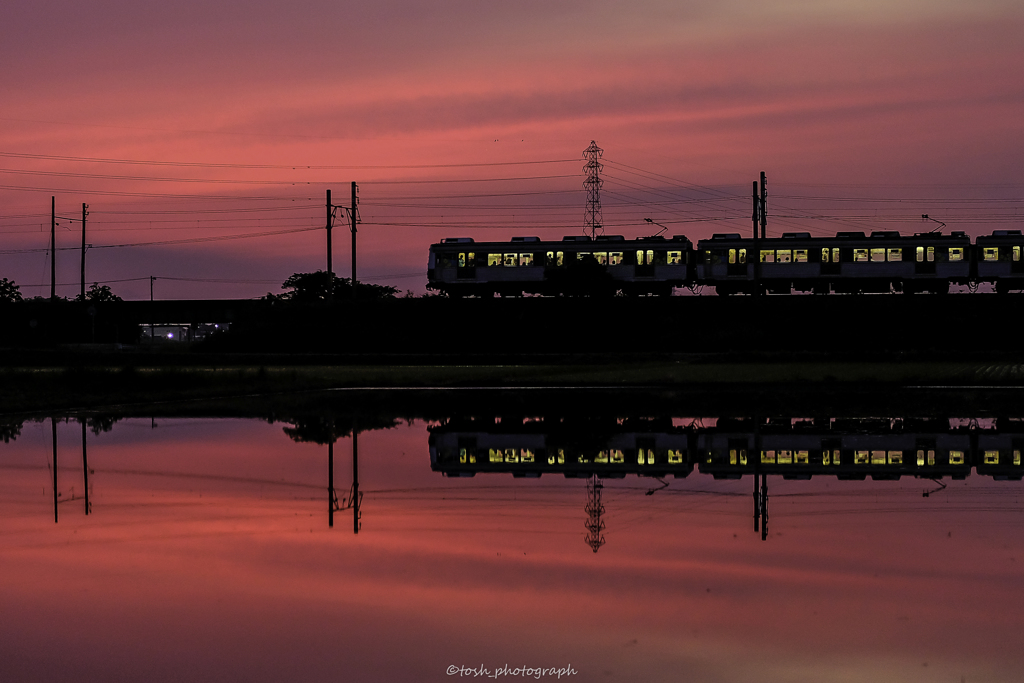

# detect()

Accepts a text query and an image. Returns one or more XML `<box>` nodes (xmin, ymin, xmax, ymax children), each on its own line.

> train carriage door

<box><xmin>821</xmin><ymin>247</ymin><xmax>840</xmax><ymax>276</ymax></box>
<box><xmin>636</xmin><ymin>249</ymin><xmax>655</xmax><ymax>277</ymax></box>
<box><xmin>456</xmin><ymin>251</ymin><xmax>476</xmax><ymax>279</ymax></box>
<box><xmin>726</xmin><ymin>247</ymin><xmax>747</xmax><ymax>277</ymax></box>
<box><xmin>915</xmin><ymin>245</ymin><xmax>936</xmax><ymax>275</ymax></box>
<box><xmin>1012</xmin><ymin>245</ymin><xmax>1024</xmax><ymax>274</ymax></box>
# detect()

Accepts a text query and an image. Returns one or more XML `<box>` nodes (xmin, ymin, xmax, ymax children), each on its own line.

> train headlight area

<box><xmin>426</xmin><ymin>230</ymin><xmax>1024</xmax><ymax>297</ymax></box>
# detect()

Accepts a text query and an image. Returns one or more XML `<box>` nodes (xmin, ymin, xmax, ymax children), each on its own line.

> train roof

<box><xmin>432</xmin><ymin>235</ymin><xmax>692</xmax><ymax>248</ymax></box>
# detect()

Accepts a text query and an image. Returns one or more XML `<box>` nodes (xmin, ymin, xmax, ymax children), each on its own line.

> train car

<box><xmin>697</xmin><ymin>417</ymin><xmax>974</xmax><ymax>480</ymax></box>
<box><xmin>696</xmin><ymin>231</ymin><xmax>972</xmax><ymax>295</ymax></box>
<box><xmin>428</xmin><ymin>417</ymin><xmax>695</xmax><ymax>478</ymax></box>
<box><xmin>975</xmin><ymin>230</ymin><xmax>1024</xmax><ymax>293</ymax></box>
<box><xmin>426</xmin><ymin>234</ymin><xmax>694</xmax><ymax>297</ymax></box>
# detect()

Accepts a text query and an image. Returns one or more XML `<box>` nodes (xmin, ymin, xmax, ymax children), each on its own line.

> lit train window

<box><xmin>668</xmin><ymin>250</ymin><xmax>683</xmax><ymax>265</ymax></box>
<box><xmin>761</xmin><ymin>450</ymin><xmax>775</xmax><ymax>463</ymax></box>
<box><xmin>870</xmin><ymin>248</ymin><xmax>885</xmax><ymax>262</ymax></box>
<box><xmin>1015</xmin><ymin>450</ymin><xmax>1021</xmax><ymax>466</ymax></box>
<box><xmin>795</xmin><ymin>451</ymin><xmax>809</xmax><ymax>464</ymax></box>
<box><xmin>984</xmin><ymin>451</ymin><xmax>999</xmax><ymax>464</ymax></box>
<box><xmin>503</xmin><ymin>253</ymin><xmax>517</xmax><ymax>267</ymax></box>
<box><xmin>821</xmin><ymin>247</ymin><xmax>830</xmax><ymax>262</ymax></box>
<box><xmin>916</xmin><ymin>247</ymin><xmax>924</xmax><ymax>263</ymax></box>
<box><xmin>458</xmin><ymin>252</ymin><xmax>474</xmax><ymax>267</ymax></box>
<box><xmin>776</xmin><ymin>250</ymin><xmax>792</xmax><ymax>263</ymax></box>
<box><xmin>855</xmin><ymin>450</ymin><xmax>869</xmax><ymax>464</ymax></box>
<box><xmin>854</xmin><ymin>249</ymin><xmax>869</xmax><ymax>262</ymax></box>
<box><xmin>545</xmin><ymin>251</ymin><xmax>564</xmax><ymax>266</ymax></box>
<box><xmin>822</xmin><ymin>449</ymin><xmax>839</xmax><ymax>465</ymax></box>
<box><xmin>870</xmin><ymin>451</ymin><xmax>886</xmax><ymax>465</ymax></box>
<box><xmin>777</xmin><ymin>450</ymin><xmax>793</xmax><ymax>464</ymax></box>
<box><xmin>488</xmin><ymin>254</ymin><xmax>502</xmax><ymax>266</ymax></box>
<box><xmin>728</xmin><ymin>249</ymin><xmax>736</xmax><ymax>264</ymax></box>
<box><xmin>521</xmin><ymin>449</ymin><xmax>535</xmax><ymax>463</ymax></box>
<box><xmin>927</xmin><ymin>246</ymin><xmax>934</xmax><ymax>261</ymax></box>
<box><xmin>668</xmin><ymin>450</ymin><xmax>684</xmax><ymax>464</ymax></box>
<box><xmin>489</xmin><ymin>449</ymin><xmax>502</xmax><ymax>463</ymax></box>
<box><xmin>888</xmin><ymin>451</ymin><xmax>903</xmax><ymax>465</ymax></box>
<box><xmin>636</xmin><ymin>250</ymin><xmax>654</xmax><ymax>265</ymax></box>
<box><xmin>1014</xmin><ymin>247</ymin><xmax>1021</xmax><ymax>262</ymax></box>
<box><xmin>983</xmin><ymin>248</ymin><xmax>999</xmax><ymax>261</ymax></box>
<box><xmin>887</xmin><ymin>248</ymin><xmax>901</xmax><ymax>262</ymax></box>
<box><xmin>577</xmin><ymin>252</ymin><xmax>591</xmax><ymax>261</ymax></box>
<box><xmin>760</xmin><ymin>250</ymin><xmax>774</xmax><ymax>263</ymax></box>
<box><xmin>794</xmin><ymin>250</ymin><xmax>807</xmax><ymax>263</ymax></box>
<box><xmin>609</xmin><ymin>252</ymin><xmax>624</xmax><ymax>265</ymax></box>
<box><xmin>593</xmin><ymin>252</ymin><xmax>608</xmax><ymax>265</ymax></box>
<box><xmin>948</xmin><ymin>248</ymin><xmax>964</xmax><ymax>262</ymax></box>
<box><xmin>949</xmin><ymin>450</ymin><xmax>964</xmax><ymax>465</ymax></box>
<box><xmin>519</xmin><ymin>253</ymin><xmax>534</xmax><ymax>266</ymax></box>
<box><xmin>832</xmin><ymin>247</ymin><xmax>840</xmax><ymax>262</ymax></box>
<box><xmin>916</xmin><ymin>450</ymin><xmax>924</xmax><ymax>466</ymax></box>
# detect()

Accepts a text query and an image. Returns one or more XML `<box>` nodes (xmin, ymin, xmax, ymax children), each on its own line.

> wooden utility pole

<box><xmin>752</xmin><ymin>181</ymin><xmax>760</xmax><ymax>298</ymax></box>
<box><xmin>759</xmin><ymin>171</ymin><xmax>767</xmax><ymax>239</ymax></box>
<box><xmin>50</xmin><ymin>197</ymin><xmax>56</xmax><ymax>300</ymax></box>
<box><xmin>326</xmin><ymin>189</ymin><xmax>333</xmax><ymax>296</ymax></box>
<box><xmin>351</xmin><ymin>182</ymin><xmax>358</xmax><ymax>300</ymax></box>
<box><xmin>80</xmin><ymin>203</ymin><xmax>88</xmax><ymax>300</ymax></box>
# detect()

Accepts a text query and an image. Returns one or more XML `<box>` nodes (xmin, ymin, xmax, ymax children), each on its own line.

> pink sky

<box><xmin>1</xmin><ymin>1</ymin><xmax>1022</xmax><ymax>297</ymax></box>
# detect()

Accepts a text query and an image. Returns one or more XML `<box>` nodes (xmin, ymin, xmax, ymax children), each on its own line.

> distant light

<box><xmin>168</xmin><ymin>333</ymin><xmax>174</xmax><ymax>338</ymax></box>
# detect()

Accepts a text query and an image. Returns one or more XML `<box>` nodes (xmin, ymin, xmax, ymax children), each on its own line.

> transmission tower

<box><xmin>583</xmin><ymin>141</ymin><xmax>604</xmax><ymax>239</ymax></box>
<box><xmin>584</xmin><ymin>475</ymin><xmax>606</xmax><ymax>553</ymax></box>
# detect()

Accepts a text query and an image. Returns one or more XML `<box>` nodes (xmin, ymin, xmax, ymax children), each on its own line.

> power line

<box><xmin>0</xmin><ymin>150</ymin><xmax>578</xmax><ymax>170</ymax></box>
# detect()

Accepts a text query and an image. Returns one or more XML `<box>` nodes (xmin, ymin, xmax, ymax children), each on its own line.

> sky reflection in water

<box><xmin>2</xmin><ymin>416</ymin><xmax>1023</xmax><ymax>682</ymax></box>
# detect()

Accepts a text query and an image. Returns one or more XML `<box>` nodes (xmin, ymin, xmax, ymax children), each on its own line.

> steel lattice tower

<box><xmin>584</xmin><ymin>475</ymin><xmax>606</xmax><ymax>553</ymax></box>
<box><xmin>582</xmin><ymin>141</ymin><xmax>604</xmax><ymax>239</ymax></box>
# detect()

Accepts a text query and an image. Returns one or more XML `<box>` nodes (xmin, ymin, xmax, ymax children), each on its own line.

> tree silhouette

<box><xmin>76</xmin><ymin>283</ymin><xmax>122</xmax><ymax>302</ymax></box>
<box><xmin>270</xmin><ymin>271</ymin><xmax>398</xmax><ymax>302</ymax></box>
<box><xmin>0</xmin><ymin>277</ymin><xmax>23</xmax><ymax>303</ymax></box>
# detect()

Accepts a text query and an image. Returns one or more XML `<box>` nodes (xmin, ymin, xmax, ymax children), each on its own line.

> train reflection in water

<box><xmin>429</xmin><ymin>414</ymin><xmax>1024</xmax><ymax>545</ymax></box>
<box><xmin>429</xmin><ymin>415</ymin><xmax>1024</xmax><ymax>481</ymax></box>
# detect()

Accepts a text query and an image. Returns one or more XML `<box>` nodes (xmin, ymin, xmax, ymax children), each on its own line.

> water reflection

<box><xmin>3</xmin><ymin>395</ymin><xmax>1024</xmax><ymax>682</ymax></box>
<box><xmin>430</xmin><ymin>414</ymin><xmax>1024</xmax><ymax>546</ymax></box>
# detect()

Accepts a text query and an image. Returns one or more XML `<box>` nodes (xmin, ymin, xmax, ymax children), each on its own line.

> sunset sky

<box><xmin>2</xmin><ymin>0</ymin><xmax>1022</xmax><ymax>298</ymax></box>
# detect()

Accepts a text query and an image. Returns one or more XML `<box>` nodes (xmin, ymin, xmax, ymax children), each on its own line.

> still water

<box><xmin>2</xmin><ymin>404</ymin><xmax>1023</xmax><ymax>682</ymax></box>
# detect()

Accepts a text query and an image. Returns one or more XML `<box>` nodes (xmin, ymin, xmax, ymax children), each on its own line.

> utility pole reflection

<box><xmin>52</xmin><ymin>418</ymin><xmax>58</xmax><ymax>524</ymax></box>
<box><xmin>584</xmin><ymin>475</ymin><xmax>605</xmax><ymax>553</ymax></box>
<box><xmin>329</xmin><ymin>429</ymin><xmax>362</xmax><ymax>533</ymax></box>
<box><xmin>82</xmin><ymin>420</ymin><xmax>91</xmax><ymax>515</ymax></box>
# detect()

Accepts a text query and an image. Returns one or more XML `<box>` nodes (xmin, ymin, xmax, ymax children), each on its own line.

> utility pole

<box><xmin>80</xmin><ymin>203</ymin><xmax>89</xmax><ymax>300</ymax></box>
<box><xmin>759</xmin><ymin>171</ymin><xmax>767</xmax><ymax>239</ymax></box>
<box><xmin>50</xmin><ymin>197</ymin><xmax>56</xmax><ymax>300</ymax></box>
<box><xmin>326</xmin><ymin>189</ymin><xmax>333</xmax><ymax>300</ymax></box>
<box><xmin>752</xmin><ymin>181</ymin><xmax>760</xmax><ymax>298</ymax></box>
<box><xmin>584</xmin><ymin>475</ymin><xmax>606</xmax><ymax>553</ymax></box>
<box><xmin>583</xmin><ymin>141</ymin><xmax>603</xmax><ymax>239</ymax></box>
<box><xmin>351</xmin><ymin>182</ymin><xmax>358</xmax><ymax>301</ymax></box>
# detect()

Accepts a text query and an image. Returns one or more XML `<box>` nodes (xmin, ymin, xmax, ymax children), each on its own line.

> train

<box><xmin>426</xmin><ymin>229</ymin><xmax>1024</xmax><ymax>296</ymax></box>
